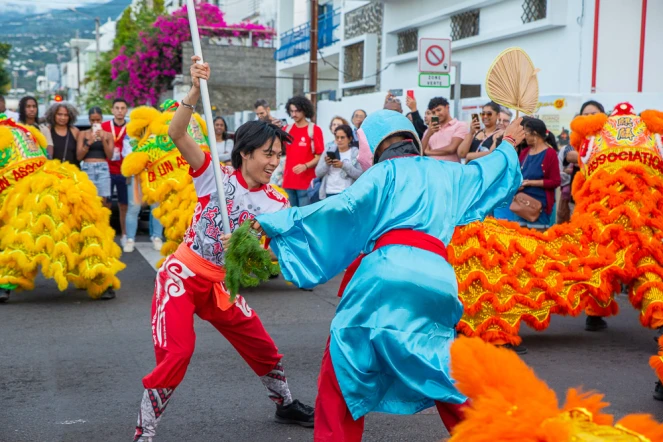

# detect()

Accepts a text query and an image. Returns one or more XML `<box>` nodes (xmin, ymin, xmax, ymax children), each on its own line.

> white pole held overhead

<box><xmin>185</xmin><ymin>0</ymin><xmax>232</xmax><ymax>234</ymax></box>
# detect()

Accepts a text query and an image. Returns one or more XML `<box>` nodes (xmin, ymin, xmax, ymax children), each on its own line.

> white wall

<box><xmin>642</xmin><ymin>0</ymin><xmax>663</xmax><ymax>93</ymax></box>
<box><xmin>380</xmin><ymin>0</ymin><xmax>593</xmax><ymax>97</ymax></box>
<box><xmin>595</xmin><ymin>0</ymin><xmax>643</xmax><ymax>93</ymax></box>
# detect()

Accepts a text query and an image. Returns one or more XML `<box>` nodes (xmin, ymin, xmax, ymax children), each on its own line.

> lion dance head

<box><xmin>121</xmin><ymin>100</ymin><xmax>209</xmax><ymax>257</ymax></box>
<box><xmin>0</xmin><ymin>114</ymin><xmax>49</xmax><ymax>206</ymax></box>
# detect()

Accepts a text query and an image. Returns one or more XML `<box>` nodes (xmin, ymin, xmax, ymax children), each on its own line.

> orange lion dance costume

<box><xmin>450</xmin><ymin>103</ymin><xmax>663</xmax><ymax>345</ymax></box>
<box><xmin>450</xmin><ymin>337</ymin><xmax>663</xmax><ymax>441</ymax></box>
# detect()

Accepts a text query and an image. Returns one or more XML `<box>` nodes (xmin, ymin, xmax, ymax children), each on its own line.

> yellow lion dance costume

<box><xmin>122</xmin><ymin>101</ymin><xmax>287</xmax><ymax>266</ymax></box>
<box><xmin>121</xmin><ymin>100</ymin><xmax>208</xmax><ymax>261</ymax></box>
<box><xmin>449</xmin><ymin>103</ymin><xmax>663</xmax><ymax>345</ymax></box>
<box><xmin>451</xmin><ymin>337</ymin><xmax>663</xmax><ymax>441</ymax></box>
<box><xmin>0</xmin><ymin>115</ymin><xmax>124</xmax><ymax>298</ymax></box>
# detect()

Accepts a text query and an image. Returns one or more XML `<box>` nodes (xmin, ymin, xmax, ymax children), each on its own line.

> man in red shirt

<box><xmin>102</xmin><ymin>98</ymin><xmax>129</xmax><ymax>246</ymax></box>
<box><xmin>283</xmin><ymin>96</ymin><xmax>324</xmax><ymax>206</ymax></box>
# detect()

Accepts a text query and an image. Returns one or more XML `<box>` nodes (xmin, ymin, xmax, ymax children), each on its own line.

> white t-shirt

<box><xmin>3</xmin><ymin>110</ymin><xmax>19</xmax><ymax>121</ymax></box>
<box><xmin>216</xmin><ymin>139</ymin><xmax>234</xmax><ymax>163</ymax></box>
<box><xmin>325</xmin><ymin>149</ymin><xmax>354</xmax><ymax>195</ymax></box>
<box><xmin>184</xmin><ymin>152</ymin><xmax>289</xmax><ymax>266</ymax></box>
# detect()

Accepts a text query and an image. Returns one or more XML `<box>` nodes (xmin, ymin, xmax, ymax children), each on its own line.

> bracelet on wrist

<box><xmin>181</xmin><ymin>99</ymin><xmax>195</xmax><ymax>110</ymax></box>
<box><xmin>503</xmin><ymin>135</ymin><xmax>517</xmax><ymax>146</ymax></box>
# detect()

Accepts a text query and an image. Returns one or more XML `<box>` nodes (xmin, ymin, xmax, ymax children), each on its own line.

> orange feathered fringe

<box><xmin>451</xmin><ymin>150</ymin><xmax>663</xmax><ymax>345</ymax></box>
<box><xmin>449</xmin><ymin>337</ymin><xmax>663</xmax><ymax>441</ymax></box>
<box><xmin>650</xmin><ymin>336</ymin><xmax>663</xmax><ymax>383</ymax></box>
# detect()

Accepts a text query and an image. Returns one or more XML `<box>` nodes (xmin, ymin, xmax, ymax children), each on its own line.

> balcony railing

<box><xmin>275</xmin><ymin>8</ymin><xmax>340</xmax><ymax>62</ymax></box>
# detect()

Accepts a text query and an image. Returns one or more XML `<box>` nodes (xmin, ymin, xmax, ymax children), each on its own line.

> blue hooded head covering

<box><xmin>356</xmin><ymin>110</ymin><xmax>422</xmax><ymax>170</ymax></box>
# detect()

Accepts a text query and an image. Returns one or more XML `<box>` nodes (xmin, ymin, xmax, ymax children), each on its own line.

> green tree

<box><xmin>0</xmin><ymin>43</ymin><xmax>12</xmax><ymax>94</ymax></box>
<box><xmin>86</xmin><ymin>0</ymin><xmax>166</xmax><ymax>109</ymax></box>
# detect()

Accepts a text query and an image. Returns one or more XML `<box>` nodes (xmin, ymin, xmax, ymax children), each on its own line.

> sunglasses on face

<box><xmin>481</xmin><ymin>112</ymin><xmax>494</xmax><ymax>117</ymax></box>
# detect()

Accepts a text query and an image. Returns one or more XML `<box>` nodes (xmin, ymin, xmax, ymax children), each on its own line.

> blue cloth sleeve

<box><xmin>257</xmin><ymin>167</ymin><xmax>386</xmax><ymax>288</ymax></box>
<box><xmin>455</xmin><ymin>141</ymin><xmax>523</xmax><ymax>225</ymax></box>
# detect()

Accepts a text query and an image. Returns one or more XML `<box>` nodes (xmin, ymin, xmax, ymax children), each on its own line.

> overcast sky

<box><xmin>0</xmin><ymin>0</ymin><xmax>109</xmax><ymax>15</ymax></box>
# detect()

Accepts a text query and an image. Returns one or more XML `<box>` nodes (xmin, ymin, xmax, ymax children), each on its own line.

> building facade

<box><xmin>275</xmin><ymin>0</ymin><xmax>662</xmax><ymax>141</ymax></box>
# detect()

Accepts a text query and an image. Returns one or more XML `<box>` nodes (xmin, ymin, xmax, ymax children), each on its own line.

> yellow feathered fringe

<box><xmin>450</xmin><ymin>337</ymin><xmax>663</xmax><ymax>441</ymax></box>
<box><xmin>0</xmin><ymin>160</ymin><xmax>125</xmax><ymax>297</ymax></box>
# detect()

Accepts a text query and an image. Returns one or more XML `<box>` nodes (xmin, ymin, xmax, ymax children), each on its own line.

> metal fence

<box><xmin>274</xmin><ymin>9</ymin><xmax>341</xmax><ymax>62</ymax></box>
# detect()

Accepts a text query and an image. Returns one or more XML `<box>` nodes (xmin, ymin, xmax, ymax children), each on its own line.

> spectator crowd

<box><xmin>0</xmin><ymin>89</ymin><xmax>604</xmax><ymax>241</ymax></box>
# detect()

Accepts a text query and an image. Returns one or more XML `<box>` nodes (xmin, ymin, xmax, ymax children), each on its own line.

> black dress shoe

<box><xmin>0</xmin><ymin>289</ymin><xmax>10</xmax><ymax>303</ymax></box>
<box><xmin>654</xmin><ymin>381</ymin><xmax>663</xmax><ymax>401</ymax></box>
<box><xmin>585</xmin><ymin>315</ymin><xmax>607</xmax><ymax>331</ymax></box>
<box><xmin>499</xmin><ymin>343</ymin><xmax>528</xmax><ymax>355</ymax></box>
<box><xmin>275</xmin><ymin>399</ymin><xmax>314</xmax><ymax>428</ymax></box>
<box><xmin>100</xmin><ymin>288</ymin><xmax>116</xmax><ymax>300</ymax></box>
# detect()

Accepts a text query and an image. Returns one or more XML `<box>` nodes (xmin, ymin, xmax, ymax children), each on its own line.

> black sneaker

<box><xmin>499</xmin><ymin>343</ymin><xmax>528</xmax><ymax>355</ymax></box>
<box><xmin>100</xmin><ymin>288</ymin><xmax>116</xmax><ymax>300</ymax></box>
<box><xmin>0</xmin><ymin>289</ymin><xmax>10</xmax><ymax>303</ymax></box>
<box><xmin>585</xmin><ymin>315</ymin><xmax>607</xmax><ymax>331</ymax></box>
<box><xmin>275</xmin><ymin>399</ymin><xmax>314</xmax><ymax>428</ymax></box>
<box><xmin>654</xmin><ymin>381</ymin><xmax>663</xmax><ymax>401</ymax></box>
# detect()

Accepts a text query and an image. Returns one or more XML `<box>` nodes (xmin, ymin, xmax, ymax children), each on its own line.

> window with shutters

<box><xmin>450</xmin><ymin>9</ymin><xmax>480</xmax><ymax>41</ymax></box>
<box><xmin>396</xmin><ymin>28</ymin><xmax>418</xmax><ymax>55</ymax></box>
<box><xmin>522</xmin><ymin>0</ymin><xmax>547</xmax><ymax>24</ymax></box>
<box><xmin>343</xmin><ymin>42</ymin><xmax>364</xmax><ymax>83</ymax></box>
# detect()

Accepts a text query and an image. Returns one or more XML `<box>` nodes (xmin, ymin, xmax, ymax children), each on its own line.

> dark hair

<box><xmin>428</xmin><ymin>97</ymin><xmax>449</xmax><ymax>111</ymax></box>
<box><xmin>0</xmin><ymin>95</ymin><xmax>5</xmax><ymax>102</ymax></box>
<box><xmin>18</xmin><ymin>96</ymin><xmax>39</xmax><ymax>124</ymax></box>
<box><xmin>483</xmin><ymin>101</ymin><xmax>500</xmax><ymax>114</ymax></box>
<box><xmin>214</xmin><ymin>116</ymin><xmax>228</xmax><ymax>140</ymax></box>
<box><xmin>88</xmin><ymin>106</ymin><xmax>103</xmax><ymax>117</ymax></box>
<box><xmin>44</xmin><ymin>102</ymin><xmax>78</xmax><ymax>127</ymax></box>
<box><xmin>285</xmin><ymin>95</ymin><xmax>315</xmax><ymax>119</ymax></box>
<box><xmin>112</xmin><ymin>98</ymin><xmax>128</xmax><ymax>107</ymax></box>
<box><xmin>334</xmin><ymin>124</ymin><xmax>353</xmax><ymax>141</ymax></box>
<box><xmin>352</xmin><ymin>109</ymin><xmax>366</xmax><ymax>119</ymax></box>
<box><xmin>523</xmin><ymin>118</ymin><xmax>558</xmax><ymax>151</ymax></box>
<box><xmin>254</xmin><ymin>99</ymin><xmax>270</xmax><ymax>110</ymax></box>
<box><xmin>579</xmin><ymin>100</ymin><xmax>605</xmax><ymax>115</ymax></box>
<box><xmin>231</xmin><ymin>120</ymin><xmax>293</xmax><ymax>169</ymax></box>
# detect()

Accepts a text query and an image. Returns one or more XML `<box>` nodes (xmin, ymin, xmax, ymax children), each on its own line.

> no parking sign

<box><xmin>418</xmin><ymin>38</ymin><xmax>451</xmax><ymax>74</ymax></box>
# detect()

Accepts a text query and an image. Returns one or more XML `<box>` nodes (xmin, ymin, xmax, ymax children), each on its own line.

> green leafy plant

<box><xmin>0</xmin><ymin>43</ymin><xmax>12</xmax><ymax>94</ymax></box>
<box><xmin>224</xmin><ymin>221</ymin><xmax>280</xmax><ymax>300</ymax></box>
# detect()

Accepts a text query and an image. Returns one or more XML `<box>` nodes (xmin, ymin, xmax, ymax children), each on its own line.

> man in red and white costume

<box><xmin>133</xmin><ymin>57</ymin><xmax>314</xmax><ymax>442</ymax></box>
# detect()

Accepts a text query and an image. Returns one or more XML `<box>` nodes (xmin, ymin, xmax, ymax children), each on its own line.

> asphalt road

<box><xmin>1</xmin><ymin>240</ymin><xmax>662</xmax><ymax>442</ymax></box>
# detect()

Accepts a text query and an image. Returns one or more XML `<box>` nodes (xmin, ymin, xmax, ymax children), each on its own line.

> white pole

<box><xmin>186</xmin><ymin>0</ymin><xmax>232</xmax><ymax>234</ymax></box>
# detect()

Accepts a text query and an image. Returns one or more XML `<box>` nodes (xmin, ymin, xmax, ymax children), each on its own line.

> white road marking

<box><xmin>134</xmin><ymin>242</ymin><xmax>162</xmax><ymax>271</ymax></box>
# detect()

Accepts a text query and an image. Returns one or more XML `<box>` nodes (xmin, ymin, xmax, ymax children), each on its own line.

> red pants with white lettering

<box><xmin>314</xmin><ymin>339</ymin><xmax>468</xmax><ymax>442</ymax></box>
<box><xmin>142</xmin><ymin>255</ymin><xmax>283</xmax><ymax>389</ymax></box>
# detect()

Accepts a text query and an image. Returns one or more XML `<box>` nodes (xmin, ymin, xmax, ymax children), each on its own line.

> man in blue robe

<box><xmin>251</xmin><ymin>110</ymin><xmax>525</xmax><ymax>441</ymax></box>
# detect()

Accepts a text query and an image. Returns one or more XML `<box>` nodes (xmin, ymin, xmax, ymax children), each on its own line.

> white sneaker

<box><xmin>121</xmin><ymin>235</ymin><xmax>127</xmax><ymax>247</ymax></box>
<box><xmin>123</xmin><ymin>239</ymin><xmax>135</xmax><ymax>253</ymax></box>
<box><xmin>152</xmin><ymin>237</ymin><xmax>163</xmax><ymax>252</ymax></box>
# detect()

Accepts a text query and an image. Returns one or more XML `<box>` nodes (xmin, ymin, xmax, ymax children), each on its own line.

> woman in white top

<box><xmin>214</xmin><ymin>116</ymin><xmax>233</xmax><ymax>164</ymax></box>
<box><xmin>314</xmin><ymin>124</ymin><xmax>363</xmax><ymax>199</ymax></box>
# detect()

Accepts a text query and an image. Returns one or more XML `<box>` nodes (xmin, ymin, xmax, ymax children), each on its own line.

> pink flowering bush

<box><xmin>107</xmin><ymin>3</ymin><xmax>273</xmax><ymax>106</ymax></box>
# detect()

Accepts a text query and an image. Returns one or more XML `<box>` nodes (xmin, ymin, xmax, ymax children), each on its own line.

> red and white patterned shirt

<box><xmin>184</xmin><ymin>152</ymin><xmax>289</xmax><ymax>267</ymax></box>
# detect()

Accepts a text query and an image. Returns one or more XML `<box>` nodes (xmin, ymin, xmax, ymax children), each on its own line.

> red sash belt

<box><xmin>337</xmin><ymin>229</ymin><xmax>448</xmax><ymax>298</ymax></box>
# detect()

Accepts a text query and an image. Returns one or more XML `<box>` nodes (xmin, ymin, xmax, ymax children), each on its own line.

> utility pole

<box><xmin>308</xmin><ymin>0</ymin><xmax>318</xmax><ymax>122</ymax></box>
<box><xmin>75</xmin><ymin>46</ymin><xmax>81</xmax><ymax>105</ymax></box>
<box><xmin>95</xmin><ymin>17</ymin><xmax>100</xmax><ymax>61</ymax></box>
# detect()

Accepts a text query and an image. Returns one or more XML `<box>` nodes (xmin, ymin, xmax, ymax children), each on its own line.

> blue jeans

<box><xmin>284</xmin><ymin>188</ymin><xmax>310</xmax><ymax>207</ymax></box>
<box><xmin>80</xmin><ymin>161</ymin><xmax>111</xmax><ymax>198</ymax></box>
<box><xmin>126</xmin><ymin>177</ymin><xmax>163</xmax><ymax>241</ymax></box>
<box><xmin>493</xmin><ymin>206</ymin><xmax>551</xmax><ymax>225</ymax></box>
